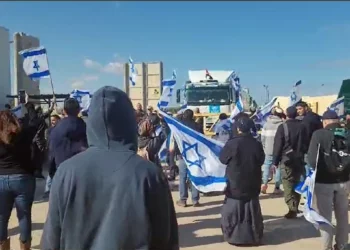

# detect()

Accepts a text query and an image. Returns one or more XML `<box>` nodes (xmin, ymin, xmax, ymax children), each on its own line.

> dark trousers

<box><xmin>0</xmin><ymin>174</ymin><xmax>36</xmax><ymax>243</ymax></box>
<box><xmin>281</xmin><ymin>163</ymin><xmax>303</xmax><ymax>212</ymax></box>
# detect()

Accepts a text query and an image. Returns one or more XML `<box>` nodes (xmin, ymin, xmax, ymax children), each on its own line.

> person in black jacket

<box><xmin>25</xmin><ymin>100</ymin><xmax>55</xmax><ymax>179</ymax></box>
<box><xmin>41</xmin><ymin>86</ymin><xmax>179</xmax><ymax>250</ymax></box>
<box><xmin>175</xmin><ymin>109</ymin><xmax>203</xmax><ymax>207</ymax></box>
<box><xmin>43</xmin><ymin>114</ymin><xmax>61</xmax><ymax>199</ymax></box>
<box><xmin>273</xmin><ymin>106</ymin><xmax>308</xmax><ymax>219</ymax></box>
<box><xmin>295</xmin><ymin>101</ymin><xmax>323</xmax><ymax>176</ymax></box>
<box><xmin>219</xmin><ymin>116</ymin><xmax>265</xmax><ymax>246</ymax></box>
<box><xmin>138</xmin><ymin>113</ymin><xmax>165</xmax><ymax>166</ymax></box>
<box><xmin>231</xmin><ymin>112</ymin><xmax>257</xmax><ymax>138</ymax></box>
<box><xmin>307</xmin><ymin>110</ymin><xmax>350</xmax><ymax>250</ymax></box>
<box><xmin>48</xmin><ymin>98</ymin><xmax>87</xmax><ymax>176</ymax></box>
<box><xmin>0</xmin><ymin>110</ymin><xmax>41</xmax><ymax>250</ymax></box>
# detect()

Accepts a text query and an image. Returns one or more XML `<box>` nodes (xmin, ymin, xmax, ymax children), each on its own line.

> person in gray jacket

<box><xmin>261</xmin><ymin>107</ymin><xmax>285</xmax><ymax>194</ymax></box>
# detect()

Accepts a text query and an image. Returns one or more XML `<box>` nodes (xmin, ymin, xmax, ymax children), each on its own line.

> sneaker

<box><xmin>42</xmin><ymin>192</ymin><xmax>50</xmax><ymax>199</ymax></box>
<box><xmin>261</xmin><ymin>184</ymin><xmax>268</xmax><ymax>194</ymax></box>
<box><xmin>192</xmin><ymin>202</ymin><xmax>201</xmax><ymax>207</ymax></box>
<box><xmin>176</xmin><ymin>200</ymin><xmax>187</xmax><ymax>207</ymax></box>
<box><xmin>334</xmin><ymin>244</ymin><xmax>347</xmax><ymax>250</ymax></box>
<box><xmin>284</xmin><ymin>210</ymin><xmax>298</xmax><ymax>219</ymax></box>
<box><xmin>273</xmin><ymin>188</ymin><xmax>283</xmax><ymax>195</ymax></box>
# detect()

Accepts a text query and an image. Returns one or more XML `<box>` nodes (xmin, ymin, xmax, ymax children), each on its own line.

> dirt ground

<box><xmin>6</xmin><ymin>179</ymin><xmax>347</xmax><ymax>250</ymax></box>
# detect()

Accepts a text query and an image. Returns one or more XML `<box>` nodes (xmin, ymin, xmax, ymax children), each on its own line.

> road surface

<box><xmin>6</xmin><ymin>179</ymin><xmax>345</xmax><ymax>250</ymax></box>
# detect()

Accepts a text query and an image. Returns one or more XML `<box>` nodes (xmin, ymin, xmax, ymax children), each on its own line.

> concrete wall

<box><xmin>275</xmin><ymin>94</ymin><xmax>338</xmax><ymax>115</ymax></box>
<box><xmin>0</xmin><ymin>27</ymin><xmax>11</xmax><ymax>108</ymax></box>
<box><xmin>13</xmin><ymin>32</ymin><xmax>40</xmax><ymax>105</ymax></box>
<box><xmin>124</xmin><ymin>61</ymin><xmax>163</xmax><ymax>110</ymax></box>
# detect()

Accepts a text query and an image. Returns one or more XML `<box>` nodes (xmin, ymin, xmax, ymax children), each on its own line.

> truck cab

<box><xmin>176</xmin><ymin>70</ymin><xmax>236</xmax><ymax>135</ymax></box>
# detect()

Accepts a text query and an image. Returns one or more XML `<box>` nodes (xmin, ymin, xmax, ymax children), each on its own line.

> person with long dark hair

<box><xmin>0</xmin><ymin>110</ymin><xmax>40</xmax><ymax>250</ymax></box>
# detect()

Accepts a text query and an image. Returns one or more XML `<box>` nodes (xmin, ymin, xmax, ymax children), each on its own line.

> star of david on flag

<box><xmin>182</xmin><ymin>141</ymin><xmax>206</xmax><ymax>169</ymax></box>
<box><xmin>19</xmin><ymin>46</ymin><xmax>51</xmax><ymax>81</ymax></box>
<box><xmin>288</xmin><ymin>80</ymin><xmax>302</xmax><ymax>107</ymax></box>
<box><xmin>160</xmin><ymin>110</ymin><xmax>227</xmax><ymax>193</ymax></box>
<box><xmin>70</xmin><ymin>89</ymin><xmax>91</xmax><ymax>112</ymax></box>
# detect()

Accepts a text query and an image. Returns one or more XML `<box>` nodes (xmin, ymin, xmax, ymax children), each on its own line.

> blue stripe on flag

<box><xmin>162</xmin><ymin>80</ymin><xmax>176</xmax><ymax>87</ymax></box>
<box><xmin>163</xmin><ymin>114</ymin><xmax>223</xmax><ymax>160</ymax></box>
<box><xmin>28</xmin><ymin>70</ymin><xmax>50</xmax><ymax>79</ymax></box>
<box><xmin>20</xmin><ymin>48</ymin><xmax>47</xmax><ymax>58</ymax></box>
<box><xmin>188</xmin><ymin>171</ymin><xmax>226</xmax><ymax>186</ymax></box>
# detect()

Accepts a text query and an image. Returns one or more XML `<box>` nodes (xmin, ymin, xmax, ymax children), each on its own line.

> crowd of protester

<box><xmin>0</xmin><ymin>86</ymin><xmax>349</xmax><ymax>250</ymax></box>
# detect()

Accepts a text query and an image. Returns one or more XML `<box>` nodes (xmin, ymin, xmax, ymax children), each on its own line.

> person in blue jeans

<box><xmin>177</xmin><ymin>158</ymin><xmax>200</xmax><ymax>207</ymax></box>
<box><xmin>260</xmin><ymin>107</ymin><xmax>285</xmax><ymax>194</ymax></box>
<box><xmin>0</xmin><ymin>108</ymin><xmax>41</xmax><ymax>250</ymax></box>
<box><xmin>261</xmin><ymin>156</ymin><xmax>282</xmax><ymax>194</ymax></box>
<box><xmin>173</xmin><ymin>109</ymin><xmax>202</xmax><ymax>207</ymax></box>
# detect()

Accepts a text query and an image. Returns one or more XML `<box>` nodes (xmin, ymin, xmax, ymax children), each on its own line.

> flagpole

<box><xmin>44</xmin><ymin>49</ymin><xmax>55</xmax><ymax>96</ymax></box>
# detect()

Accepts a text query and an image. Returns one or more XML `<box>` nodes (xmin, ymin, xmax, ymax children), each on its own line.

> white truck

<box><xmin>176</xmin><ymin>70</ymin><xmax>237</xmax><ymax>136</ymax></box>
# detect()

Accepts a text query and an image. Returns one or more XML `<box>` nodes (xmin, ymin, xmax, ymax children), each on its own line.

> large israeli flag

<box><xmin>254</xmin><ymin>96</ymin><xmax>278</xmax><ymax>125</ymax></box>
<box><xmin>70</xmin><ymin>89</ymin><xmax>91</xmax><ymax>112</ymax></box>
<box><xmin>160</xmin><ymin>111</ymin><xmax>227</xmax><ymax>192</ymax></box>
<box><xmin>129</xmin><ymin>57</ymin><xmax>137</xmax><ymax>86</ymax></box>
<box><xmin>19</xmin><ymin>46</ymin><xmax>50</xmax><ymax>80</ymax></box>
<box><xmin>294</xmin><ymin>144</ymin><xmax>333</xmax><ymax>228</ymax></box>
<box><xmin>289</xmin><ymin>80</ymin><xmax>302</xmax><ymax>107</ymax></box>
<box><xmin>328</xmin><ymin>96</ymin><xmax>345</xmax><ymax>118</ymax></box>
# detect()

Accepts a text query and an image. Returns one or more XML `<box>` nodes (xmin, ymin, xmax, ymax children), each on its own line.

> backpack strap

<box><xmin>283</xmin><ymin>122</ymin><xmax>289</xmax><ymax>145</ymax></box>
<box><xmin>282</xmin><ymin>122</ymin><xmax>293</xmax><ymax>152</ymax></box>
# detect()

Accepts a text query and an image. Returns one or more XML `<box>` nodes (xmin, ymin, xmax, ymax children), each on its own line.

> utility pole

<box><xmin>263</xmin><ymin>85</ymin><xmax>269</xmax><ymax>104</ymax></box>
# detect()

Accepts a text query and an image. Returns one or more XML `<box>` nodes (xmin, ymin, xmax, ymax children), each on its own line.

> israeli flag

<box><xmin>172</xmin><ymin>69</ymin><xmax>177</xmax><ymax>80</ymax></box>
<box><xmin>254</xmin><ymin>97</ymin><xmax>278</xmax><ymax>125</ymax></box>
<box><xmin>289</xmin><ymin>80</ymin><xmax>302</xmax><ymax>107</ymax></box>
<box><xmin>70</xmin><ymin>89</ymin><xmax>91</xmax><ymax>112</ymax></box>
<box><xmin>11</xmin><ymin>104</ymin><xmax>26</xmax><ymax>118</ymax></box>
<box><xmin>229</xmin><ymin>72</ymin><xmax>240</xmax><ymax>94</ymax></box>
<box><xmin>158</xmin><ymin>130</ymin><xmax>173</xmax><ymax>162</ymax></box>
<box><xmin>158</xmin><ymin>79</ymin><xmax>176</xmax><ymax>109</ymax></box>
<box><xmin>213</xmin><ymin>119</ymin><xmax>231</xmax><ymax>134</ymax></box>
<box><xmin>229</xmin><ymin>95</ymin><xmax>244</xmax><ymax>120</ymax></box>
<box><xmin>160</xmin><ymin>111</ymin><xmax>227</xmax><ymax>192</ymax></box>
<box><xmin>329</xmin><ymin>96</ymin><xmax>345</xmax><ymax>118</ymax></box>
<box><xmin>19</xmin><ymin>46</ymin><xmax>50</xmax><ymax>80</ymax></box>
<box><xmin>294</xmin><ymin>144</ymin><xmax>333</xmax><ymax>228</ymax></box>
<box><xmin>129</xmin><ymin>57</ymin><xmax>137</xmax><ymax>86</ymax></box>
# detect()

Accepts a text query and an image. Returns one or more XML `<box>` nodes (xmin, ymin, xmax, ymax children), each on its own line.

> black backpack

<box><xmin>323</xmin><ymin>128</ymin><xmax>350</xmax><ymax>174</ymax></box>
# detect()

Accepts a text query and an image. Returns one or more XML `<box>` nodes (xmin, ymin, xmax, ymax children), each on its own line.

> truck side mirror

<box><xmin>176</xmin><ymin>89</ymin><xmax>181</xmax><ymax>103</ymax></box>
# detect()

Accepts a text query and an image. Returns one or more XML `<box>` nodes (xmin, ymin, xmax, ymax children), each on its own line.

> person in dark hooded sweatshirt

<box><xmin>48</xmin><ymin>98</ymin><xmax>87</xmax><ymax>175</ymax></box>
<box><xmin>41</xmin><ymin>86</ymin><xmax>179</xmax><ymax>250</ymax></box>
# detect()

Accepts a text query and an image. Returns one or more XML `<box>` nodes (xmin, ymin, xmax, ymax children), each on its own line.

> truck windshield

<box><xmin>186</xmin><ymin>87</ymin><xmax>231</xmax><ymax>106</ymax></box>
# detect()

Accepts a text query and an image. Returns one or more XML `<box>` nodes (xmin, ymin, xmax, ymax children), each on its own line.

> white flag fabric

<box><xmin>70</xmin><ymin>89</ymin><xmax>91</xmax><ymax>112</ymax></box>
<box><xmin>254</xmin><ymin>97</ymin><xmax>278</xmax><ymax>126</ymax></box>
<box><xmin>229</xmin><ymin>95</ymin><xmax>244</xmax><ymax>120</ymax></box>
<box><xmin>160</xmin><ymin>111</ymin><xmax>227</xmax><ymax>193</ymax></box>
<box><xmin>158</xmin><ymin>130</ymin><xmax>174</xmax><ymax>162</ymax></box>
<box><xmin>157</xmin><ymin>79</ymin><xmax>176</xmax><ymax>109</ymax></box>
<box><xmin>19</xmin><ymin>46</ymin><xmax>50</xmax><ymax>80</ymax></box>
<box><xmin>11</xmin><ymin>104</ymin><xmax>26</xmax><ymax>118</ymax></box>
<box><xmin>329</xmin><ymin>96</ymin><xmax>345</xmax><ymax>118</ymax></box>
<box><xmin>288</xmin><ymin>80</ymin><xmax>302</xmax><ymax>107</ymax></box>
<box><xmin>294</xmin><ymin>144</ymin><xmax>333</xmax><ymax>228</ymax></box>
